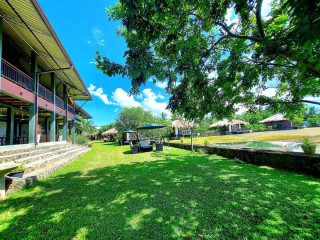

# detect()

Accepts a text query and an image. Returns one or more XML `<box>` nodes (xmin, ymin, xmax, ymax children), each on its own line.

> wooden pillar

<box><xmin>50</xmin><ymin>73</ymin><xmax>56</xmax><ymax>142</ymax></box>
<box><xmin>5</xmin><ymin>107</ymin><xmax>14</xmax><ymax>145</ymax></box>
<box><xmin>71</xmin><ymin>119</ymin><xmax>75</xmax><ymax>144</ymax></box>
<box><xmin>63</xmin><ymin>84</ymin><xmax>67</xmax><ymax>141</ymax></box>
<box><xmin>56</xmin><ymin>119</ymin><xmax>59</xmax><ymax>141</ymax></box>
<box><xmin>29</xmin><ymin>51</ymin><xmax>38</xmax><ymax>144</ymax></box>
<box><xmin>45</xmin><ymin>117</ymin><xmax>50</xmax><ymax>142</ymax></box>
<box><xmin>17</xmin><ymin>120</ymin><xmax>20</xmax><ymax>137</ymax></box>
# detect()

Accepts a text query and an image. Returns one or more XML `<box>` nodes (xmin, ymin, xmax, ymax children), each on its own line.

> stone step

<box><xmin>5</xmin><ymin>147</ymin><xmax>91</xmax><ymax>195</ymax></box>
<box><xmin>24</xmin><ymin>146</ymin><xmax>86</xmax><ymax>174</ymax></box>
<box><xmin>0</xmin><ymin>143</ymin><xmax>74</xmax><ymax>164</ymax></box>
<box><xmin>0</xmin><ymin>142</ymin><xmax>73</xmax><ymax>157</ymax></box>
<box><xmin>25</xmin><ymin>148</ymin><xmax>90</xmax><ymax>179</ymax></box>
<box><xmin>14</xmin><ymin>145</ymin><xmax>84</xmax><ymax>165</ymax></box>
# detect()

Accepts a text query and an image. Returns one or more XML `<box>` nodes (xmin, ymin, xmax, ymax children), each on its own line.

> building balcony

<box><xmin>1</xmin><ymin>59</ymin><xmax>34</xmax><ymax>91</ymax></box>
<box><xmin>1</xmin><ymin>59</ymin><xmax>74</xmax><ymax>115</ymax></box>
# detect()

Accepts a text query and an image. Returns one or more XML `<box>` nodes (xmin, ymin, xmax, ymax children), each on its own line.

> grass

<box><xmin>173</xmin><ymin>127</ymin><xmax>320</xmax><ymax>145</ymax></box>
<box><xmin>0</xmin><ymin>142</ymin><xmax>319</xmax><ymax>239</ymax></box>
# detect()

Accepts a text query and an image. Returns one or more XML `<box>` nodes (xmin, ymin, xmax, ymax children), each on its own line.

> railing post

<box><xmin>50</xmin><ymin>72</ymin><xmax>56</xmax><ymax>142</ymax></box>
<box><xmin>29</xmin><ymin>51</ymin><xmax>38</xmax><ymax>144</ymax></box>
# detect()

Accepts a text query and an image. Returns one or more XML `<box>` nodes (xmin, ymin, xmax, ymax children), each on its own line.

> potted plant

<box><xmin>58</xmin><ymin>129</ymin><xmax>63</xmax><ymax>141</ymax></box>
<box><xmin>301</xmin><ymin>138</ymin><xmax>317</xmax><ymax>155</ymax></box>
<box><xmin>36</xmin><ymin>125</ymin><xmax>44</xmax><ymax>144</ymax></box>
<box><xmin>7</xmin><ymin>163</ymin><xmax>25</xmax><ymax>178</ymax></box>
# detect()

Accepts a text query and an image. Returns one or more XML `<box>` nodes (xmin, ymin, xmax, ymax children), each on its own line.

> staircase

<box><xmin>0</xmin><ymin>142</ymin><xmax>91</xmax><ymax>195</ymax></box>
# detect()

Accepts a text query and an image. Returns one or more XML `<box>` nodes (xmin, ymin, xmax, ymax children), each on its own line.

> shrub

<box><xmin>197</xmin><ymin>148</ymin><xmax>207</xmax><ymax>154</ymax></box>
<box><xmin>251</xmin><ymin>124</ymin><xmax>267</xmax><ymax>131</ymax></box>
<box><xmin>204</xmin><ymin>140</ymin><xmax>209</xmax><ymax>147</ymax></box>
<box><xmin>74</xmin><ymin>134</ymin><xmax>89</xmax><ymax>146</ymax></box>
<box><xmin>301</xmin><ymin>138</ymin><xmax>316</xmax><ymax>155</ymax></box>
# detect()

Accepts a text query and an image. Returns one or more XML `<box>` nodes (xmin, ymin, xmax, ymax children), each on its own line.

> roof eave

<box><xmin>30</xmin><ymin>0</ymin><xmax>92</xmax><ymax>100</ymax></box>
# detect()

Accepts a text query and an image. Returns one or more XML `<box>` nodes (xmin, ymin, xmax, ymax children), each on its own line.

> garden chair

<box><xmin>155</xmin><ymin>141</ymin><xmax>163</xmax><ymax>151</ymax></box>
<box><xmin>140</xmin><ymin>140</ymin><xmax>153</xmax><ymax>152</ymax></box>
<box><xmin>130</xmin><ymin>142</ymin><xmax>139</xmax><ymax>154</ymax></box>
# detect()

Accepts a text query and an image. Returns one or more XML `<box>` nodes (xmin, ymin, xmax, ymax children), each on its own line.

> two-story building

<box><xmin>0</xmin><ymin>0</ymin><xmax>92</xmax><ymax>147</ymax></box>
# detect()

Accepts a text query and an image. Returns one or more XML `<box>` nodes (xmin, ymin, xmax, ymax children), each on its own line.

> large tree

<box><xmin>115</xmin><ymin>107</ymin><xmax>155</xmax><ymax>132</ymax></box>
<box><xmin>96</xmin><ymin>0</ymin><xmax>320</xmax><ymax>119</ymax></box>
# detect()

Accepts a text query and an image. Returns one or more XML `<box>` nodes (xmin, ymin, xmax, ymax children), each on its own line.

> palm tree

<box><xmin>76</xmin><ymin>117</ymin><xmax>97</xmax><ymax>136</ymax></box>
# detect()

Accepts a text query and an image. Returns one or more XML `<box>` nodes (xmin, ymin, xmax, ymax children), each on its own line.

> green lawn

<box><xmin>1</xmin><ymin>142</ymin><xmax>319</xmax><ymax>239</ymax></box>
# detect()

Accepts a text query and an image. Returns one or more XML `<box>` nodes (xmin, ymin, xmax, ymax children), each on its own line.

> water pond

<box><xmin>216</xmin><ymin>141</ymin><xmax>319</xmax><ymax>153</ymax></box>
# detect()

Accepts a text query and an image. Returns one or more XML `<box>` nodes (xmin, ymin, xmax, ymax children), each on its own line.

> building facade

<box><xmin>0</xmin><ymin>0</ymin><xmax>91</xmax><ymax>147</ymax></box>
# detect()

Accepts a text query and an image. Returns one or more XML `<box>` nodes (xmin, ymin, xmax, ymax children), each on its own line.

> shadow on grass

<box><xmin>0</xmin><ymin>148</ymin><xmax>319</xmax><ymax>239</ymax></box>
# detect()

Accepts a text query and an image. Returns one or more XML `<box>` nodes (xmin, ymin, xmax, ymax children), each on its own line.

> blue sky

<box><xmin>38</xmin><ymin>0</ymin><xmax>171</xmax><ymax>127</ymax></box>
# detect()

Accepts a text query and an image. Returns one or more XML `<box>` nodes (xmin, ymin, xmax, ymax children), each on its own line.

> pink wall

<box><xmin>1</xmin><ymin>77</ymin><xmax>34</xmax><ymax>103</ymax></box>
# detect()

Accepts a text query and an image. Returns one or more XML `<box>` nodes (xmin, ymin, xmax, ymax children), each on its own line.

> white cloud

<box><xmin>225</xmin><ymin>8</ymin><xmax>239</xmax><ymax>29</ymax></box>
<box><xmin>261</xmin><ymin>88</ymin><xmax>276</xmax><ymax>98</ymax></box>
<box><xmin>111</xmin><ymin>88</ymin><xmax>171</xmax><ymax>116</ymax></box>
<box><xmin>136</xmin><ymin>94</ymin><xmax>143</xmax><ymax>99</ymax></box>
<box><xmin>90</xmin><ymin>27</ymin><xmax>105</xmax><ymax>46</ymax></box>
<box><xmin>208</xmin><ymin>71</ymin><xmax>217</xmax><ymax>79</ymax></box>
<box><xmin>112</xmin><ymin>88</ymin><xmax>141</xmax><ymax>108</ymax></box>
<box><xmin>88</xmin><ymin>84</ymin><xmax>172</xmax><ymax>118</ymax></box>
<box><xmin>88</xmin><ymin>84</ymin><xmax>114</xmax><ymax>105</ymax></box>
<box><xmin>155</xmin><ymin>81</ymin><xmax>168</xmax><ymax>89</ymax></box>
<box><xmin>235</xmin><ymin>104</ymin><xmax>248</xmax><ymax>115</ymax></box>
<box><xmin>142</xmin><ymin>89</ymin><xmax>163</xmax><ymax>100</ymax></box>
<box><xmin>141</xmin><ymin>88</ymin><xmax>171</xmax><ymax>117</ymax></box>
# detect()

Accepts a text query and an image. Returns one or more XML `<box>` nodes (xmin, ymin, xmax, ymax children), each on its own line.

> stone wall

<box><xmin>168</xmin><ymin>142</ymin><xmax>320</xmax><ymax>177</ymax></box>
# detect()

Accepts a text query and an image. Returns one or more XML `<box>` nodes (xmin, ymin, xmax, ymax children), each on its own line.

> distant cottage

<box><xmin>101</xmin><ymin>128</ymin><xmax>118</xmax><ymax>142</ymax></box>
<box><xmin>210</xmin><ymin>119</ymin><xmax>249</xmax><ymax>133</ymax></box>
<box><xmin>172</xmin><ymin>120</ymin><xmax>198</xmax><ymax>137</ymax></box>
<box><xmin>259</xmin><ymin>114</ymin><xmax>292</xmax><ymax>129</ymax></box>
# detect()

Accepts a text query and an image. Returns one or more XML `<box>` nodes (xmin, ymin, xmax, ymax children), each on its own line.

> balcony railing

<box><xmin>1</xmin><ymin>59</ymin><xmax>34</xmax><ymax>91</ymax></box>
<box><xmin>55</xmin><ymin>96</ymin><xmax>65</xmax><ymax>110</ymax></box>
<box><xmin>39</xmin><ymin>84</ymin><xmax>53</xmax><ymax>102</ymax></box>
<box><xmin>1</xmin><ymin>59</ymin><xmax>74</xmax><ymax>113</ymax></box>
<box><xmin>68</xmin><ymin>104</ymin><xmax>74</xmax><ymax>114</ymax></box>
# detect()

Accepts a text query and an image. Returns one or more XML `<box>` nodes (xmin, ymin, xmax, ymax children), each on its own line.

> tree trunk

<box><xmin>190</xmin><ymin>129</ymin><xmax>194</xmax><ymax>153</ymax></box>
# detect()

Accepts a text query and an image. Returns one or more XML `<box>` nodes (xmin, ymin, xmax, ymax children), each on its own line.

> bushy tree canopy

<box><xmin>96</xmin><ymin>0</ymin><xmax>320</xmax><ymax>119</ymax></box>
<box><xmin>115</xmin><ymin>107</ymin><xmax>155</xmax><ymax>131</ymax></box>
<box><xmin>115</xmin><ymin>107</ymin><xmax>171</xmax><ymax>139</ymax></box>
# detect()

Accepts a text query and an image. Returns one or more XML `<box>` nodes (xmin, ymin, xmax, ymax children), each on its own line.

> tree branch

<box><xmin>244</xmin><ymin>57</ymin><xmax>296</xmax><ymax>68</ymax></box>
<box><xmin>278</xmin><ymin>53</ymin><xmax>320</xmax><ymax>78</ymax></box>
<box><xmin>215</xmin><ymin>22</ymin><xmax>262</xmax><ymax>42</ymax></box>
<box><xmin>255</xmin><ymin>0</ymin><xmax>265</xmax><ymax>38</ymax></box>
<box><xmin>257</xmin><ymin>98</ymin><xmax>320</xmax><ymax>106</ymax></box>
<box><xmin>301</xmin><ymin>100</ymin><xmax>320</xmax><ymax>106</ymax></box>
<box><xmin>187</xmin><ymin>12</ymin><xmax>262</xmax><ymax>42</ymax></box>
